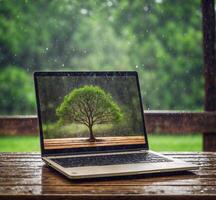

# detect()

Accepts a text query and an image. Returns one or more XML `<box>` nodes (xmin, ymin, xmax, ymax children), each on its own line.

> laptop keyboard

<box><xmin>51</xmin><ymin>152</ymin><xmax>172</xmax><ymax>168</ymax></box>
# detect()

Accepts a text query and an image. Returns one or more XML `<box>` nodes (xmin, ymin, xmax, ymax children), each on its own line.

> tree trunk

<box><xmin>88</xmin><ymin>125</ymin><xmax>96</xmax><ymax>142</ymax></box>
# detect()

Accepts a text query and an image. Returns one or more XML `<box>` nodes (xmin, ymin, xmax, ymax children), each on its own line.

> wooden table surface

<box><xmin>0</xmin><ymin>152</ymin><xmax>216</xmax><ymax>200</ymax></box>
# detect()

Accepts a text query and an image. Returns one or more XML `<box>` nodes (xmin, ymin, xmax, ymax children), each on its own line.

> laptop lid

<box><xmin>34</xmin><ymin>71</ymin><xmax>149</xmax><ymax>156</ymax></box>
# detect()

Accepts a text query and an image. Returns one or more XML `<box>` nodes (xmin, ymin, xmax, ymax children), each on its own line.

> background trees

<box><xmin>56</xmin><ymin>85</ymin><xmax>123</xmax><ymax>141</ymax></box>
<box><xmin>0</xmin><ymin>0</ymin><xmax>205</xmax><ymax>114</ymax></box>
<box><xmin>0</xmin><ymin>66</ymin><xmax>35</xmax><ymax>114</ymax></box>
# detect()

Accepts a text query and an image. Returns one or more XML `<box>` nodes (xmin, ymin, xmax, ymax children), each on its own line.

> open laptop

<box><xmin>34</xmin><ymin>71</ymin><xmax>197</xmax><ymax>179</ymax></box>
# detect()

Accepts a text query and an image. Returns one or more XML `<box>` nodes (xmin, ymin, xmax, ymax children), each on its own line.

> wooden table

<box><xmin>0</xmin><ymin>152</ymin><xmax>216</xmax><ymax>200</ymax></box>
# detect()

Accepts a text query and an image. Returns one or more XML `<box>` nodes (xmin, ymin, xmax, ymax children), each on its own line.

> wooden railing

<box><xmin>202</xmin><ymin>0</ymin><xmax>216</xmax><ymax>152</ymax></box>
<box><xmin>0</xmin><ymin>111</ymin><xmax>216</xmax><ymax>151</ymax></box>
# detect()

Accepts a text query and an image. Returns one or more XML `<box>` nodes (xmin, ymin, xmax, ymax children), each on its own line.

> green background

<box><xmin>0</xmin><ymin>0</ymin><xmax>204</xmax><ymax>114</ymax></box>
<box><xmin>0</xmin><ymin>0</ymin><xmax>209</xmax><ymax>151</ymax></box>
<box><xmin>0</xmin><ymin>134</ymin><xmax>202</xmax><ymax>152</ymax></box>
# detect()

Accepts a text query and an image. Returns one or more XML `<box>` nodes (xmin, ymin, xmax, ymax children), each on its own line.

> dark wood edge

<box><xmin>0</xmin><ymin>111</ymin><xmax>216</xmax><ymax>135</ymax></box>
<box><xmin>202</xmin><ymin>0</ymin><xmax>216</xmax><ymax>151</ymax></box>
<box><xmin>0</xmin><ymin>194</ymin><xmax>216</xmax><ymax>200</ymax></box>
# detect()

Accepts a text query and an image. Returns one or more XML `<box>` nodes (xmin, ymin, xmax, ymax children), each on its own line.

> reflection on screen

<box><xmin>37</xmin><ymin>75</ymin><xmax>146</xmax><ymax>150</ymax></box>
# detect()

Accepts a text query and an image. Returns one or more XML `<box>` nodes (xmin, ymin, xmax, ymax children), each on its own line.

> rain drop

<box><xmin>107</xmin><ymin>1</ymin><xmax>113</xmax><ymax>7</ymax></box>
<box><xmin>143</xmin><ymin>6</ymin><xmax>149</xmax><ymax>12</ymax></box>
<box><xmin>155</xmin><ymin>0</ymin><xmax>163</xmax><ymax>3</ymax></box>
<box><xmin>108</xmin><ymin>16</ymin><xmax>114</xmax><ymax>22</ymax></box>
<box><xmin>80</xmin><ymin>8</ymin><xmax>88</xmax><ymax>15</ymax></box>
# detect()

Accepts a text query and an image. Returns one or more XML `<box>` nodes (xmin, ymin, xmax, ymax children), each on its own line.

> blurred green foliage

<box><xmin>0</xmin><ymin>0</ymin><xmax>204</xmax><ymax>114</ymax></box>
<box><xmin>0</xmin><ymin>66</ymin><xmax>35</xmax><ymax>114</ymax></box>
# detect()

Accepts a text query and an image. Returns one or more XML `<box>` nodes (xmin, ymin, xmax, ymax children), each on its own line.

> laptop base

<box><xmin>43</xmin><ymin>150</ymin><xmax>198</xmax><ymax>179</ymax></box>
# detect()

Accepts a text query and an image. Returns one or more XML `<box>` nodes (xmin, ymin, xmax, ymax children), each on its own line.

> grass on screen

<box><xmin>0</xmin><ymin>134</ymin><xmax>202</xmax><ymax>152</ymax></box>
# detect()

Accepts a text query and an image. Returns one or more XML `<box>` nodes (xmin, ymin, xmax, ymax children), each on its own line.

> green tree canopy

<box><xmin>0</xmin><ymin>0</ymin><xmax>205</xmax><ymax>114</ymax></box>
<box><xmin>56</xmin><ymin>85</ymin><xmax>123</xmax><ymax>141</ymax></box>
<box><xmin>0</xmin><ymin>66</ymin><xmax>35</xmax><ymax>114</ymax></box>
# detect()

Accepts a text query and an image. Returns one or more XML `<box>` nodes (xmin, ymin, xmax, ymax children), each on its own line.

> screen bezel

<box><xmin>34</xmin><ymin>71</ymin><xmax>149</xmax><ymax>156</ymax></box>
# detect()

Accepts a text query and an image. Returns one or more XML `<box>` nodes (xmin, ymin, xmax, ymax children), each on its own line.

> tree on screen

<box><xmin>56</xmin><ymin>85</ymin><xmax>123</xmax><ymax>142</ymax></box>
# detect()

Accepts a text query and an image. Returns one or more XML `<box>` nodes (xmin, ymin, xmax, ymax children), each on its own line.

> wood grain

<box><xmin>202</xmin><ymin>0</ymin><xmax>216</xmax><ymax>152</ymax></box>
<box><xmin>44</xmin><ymin>136</ymin><xmax>145</xmax><ymax>149</ymax></box>
<box><xmin>0</xmin><ymin>152</ymin><xmax>216</xmax><ymax>200</ymax></box>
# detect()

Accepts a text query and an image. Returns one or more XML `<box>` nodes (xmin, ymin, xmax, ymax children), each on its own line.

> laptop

<box><xmin>34</xmin><ymin>71</ymin><xmax>198</xmax><ymax>179</ymax></box>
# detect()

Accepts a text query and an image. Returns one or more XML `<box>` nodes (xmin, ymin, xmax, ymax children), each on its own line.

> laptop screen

<box><xmin>34</xmin><ymin>72</ymin><xmax>148</xmax><ymax>155</ymax></box>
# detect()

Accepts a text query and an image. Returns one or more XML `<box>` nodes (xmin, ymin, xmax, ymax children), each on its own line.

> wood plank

<box><xmin>2</xmin><ymin>177</ymin><xmax>216</xmax><ymax>187</ymax></box>
<box><xmin>1</xmin><ymin>185</ymin><xmax>216</xmax><ymax>195</ymax></box>
<box><xmin>144</xmin><ymin>111</ymin><xmax>216</xmax><ymax>133</ymax></box>
<box><xmin>44</xmin><ymin>136</ymin><xmax>145</xmax><ymax>150</ymax></box>
<box><xmin>0</xmin><ymin>111</ymin><xmax>216</xmax><ymax>135</ymax></box>
<box><xmin>202</xmin><ymin>0</ymin><xmax>216</xmax><ymax>151</ymax></box>
<box><xmin>0</xmin><ymin>195</ymin><xmax>215</xmax><ymax>200</ymax></box>
<box><xmin>0</xmin><ymin>115</ymin><xmax>38</xmax><ymax>135</ymax></box>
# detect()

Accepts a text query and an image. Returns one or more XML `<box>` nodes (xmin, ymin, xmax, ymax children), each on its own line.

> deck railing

<box><xmin>0</xmin><ymin>111</ymin><xmax>216</xmax><ymax>151</ymax></box>
<box><xmin>202</xmin><ymin>0</ymin><xmax>216</xmax><ymax>151</ymax></box>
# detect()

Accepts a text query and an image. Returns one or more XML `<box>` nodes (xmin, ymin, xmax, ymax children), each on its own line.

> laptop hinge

<box><xmin>42</xmin><ymin>148</ymin><xmax>148</xmax><ymax>158</ymax></box>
